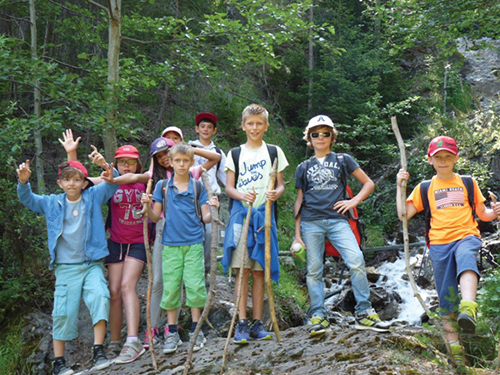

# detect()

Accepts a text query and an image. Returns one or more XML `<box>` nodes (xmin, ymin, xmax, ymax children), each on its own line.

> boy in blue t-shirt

<box><xmin>17</xmin><ymin>158</ymin><xmax>118</xmax><ymax>375</ymax></box>
<box><xmin>141</xmin><ymin>143</ymin><xmax>219</xmax><ymax>354</ymax></box>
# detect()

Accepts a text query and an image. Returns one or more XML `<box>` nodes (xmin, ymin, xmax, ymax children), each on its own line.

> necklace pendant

<box><xmin>72</xmin><ymin>209</ymin><xmax>79</xmax><ymax>217</ymax></box>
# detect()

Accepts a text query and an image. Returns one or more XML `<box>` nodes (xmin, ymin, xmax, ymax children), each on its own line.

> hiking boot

<box><xmin>308</xmin><ymin>316</ymin><xmax>330</xmax><ymax>337</ymax></box>
<box><xmin>92</xmin><ymin>345</ymin><xmax>110</xmax><ymax>370</ymax></box>
<box><xmin>458</xmin><ymin>300</ymin><xmax>477</xmax><ymax>334</ymax></box>
<box><xmin>450</xmin><ymin>344</ymin><xmax>466</xmax><ymax>371</ymax></box>
<box><xmin>143</xmin><ymin>327</ymin><xmax>160</xmax><ymax>349</ymax></box>
<box><xmin>189</xmin><ymin>330</ymin><xmax>207</xmax><ymax>352</ymax></box>
<box><xmin>355</xmin><ymin>309</ymin><xmax>391</xmax><ymax>332</ymax></box>
<box><xmin>115</xmin><ymin>341</ymin><xmax>146</xmax><ymax>364</ymax></box>
<box><xmin>233</xmin><ymin>319</ymin><xmax>250</xmax><ymax>345</ymax></box>
<box><xmin>106</xmin><ymin>341</ymin><xmax>121</xmax><ymax>360</ymax></box>
<box><xmin>163</xmin><ymin>331</ymin><xmax>182</xmax><ymax>354</ymax></box>
<box><xmin>53</xmin><ymin>358</ymin><xmax>74</xmax><ymax>375</ymax></box>
<box><xmin>249</xmin><ymin>319</ymin><xmax>272</xmax><ymax>340</ymax></box>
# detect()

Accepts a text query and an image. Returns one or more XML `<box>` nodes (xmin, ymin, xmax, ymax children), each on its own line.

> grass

<box><xmin>0</xmin><ymin>317</ymin><xmax>32</xmax><ymax>375</ymax></box>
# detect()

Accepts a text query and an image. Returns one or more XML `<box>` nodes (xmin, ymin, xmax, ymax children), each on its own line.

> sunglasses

<box><xmin>117</xmin><ymin>159</ymin><xmax>138</xmax><ymax>166</ymax></box>
<box><xmin>310</xmin><ymin>131</ymin><xmax>332</xmax><ymax>139</ymax></box>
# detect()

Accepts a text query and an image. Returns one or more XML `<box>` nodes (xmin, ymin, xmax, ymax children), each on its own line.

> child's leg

<box><xmin>151</xmin><ymin>219</ymin><xmax>165</xmax><ymax>329</ymax></box>
<box><xmin>191</xmin><ymin>307</ymin><xmax>202</xmax><ymax>323</ymax></box>
<box><xmin>121</xmin><ymin>258</ymin><xmax>144</xmax><ymax>337</ymax></box>
<box><xmin>251</xmin><ymin>270</ymin><xmax>265</xmax><ymax>320</ymax></box>
<box><xmin>442</xmin><ymin>314</ymin><xmax>459</xmax><ymax>342</ymax></box>
<box><xmin>160</xmin><ymin>245</ymin><xmax>184</xmax><ymax>312</ymax></box>
<box><xmin>167</xmin><ymin>309</ymin><xmax>178</xmax><ymax>326</ymax></box>
<box><xmin>82</xmin><ymin>262</ymin><xmax>110</xmax><ymax>342</ymax></box>
<box><xmin>53</xmin><ymin>339</ymin><xmax>66</xmax><ymax>358</ymax></box>
<box><xmin>107</xmin><ymin>263</ymin><xmax>124</xmax><ymax>342</ymax></box>
<box><xmin>459</xmin><ymin>270</ymin><xmax>478</xmax><ymax>301</ymax></box>
<box><xmin>93</xmin><ymin>320</ymin><xmax>107</xmax><ymax>345</ymax></box>
<box><xmin>235</xmin><ymin>268</ymin><xmax>251</xmax><ymax>319</ymax></box>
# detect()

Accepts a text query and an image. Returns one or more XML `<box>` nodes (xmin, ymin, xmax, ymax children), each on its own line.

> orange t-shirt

<box><xmin>407</xmin><ymin>174</ymin><xmax>485</xmax><ymax>245</ymax></box>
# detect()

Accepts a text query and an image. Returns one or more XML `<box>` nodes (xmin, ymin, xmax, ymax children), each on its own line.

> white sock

<box><xmin>126</xmin><ymin>336</ymin><xmax>139</xmax><ymax>343</ymax></box>
<box><xmin>449</xmin><ymin>340</ymin><xmax>460</xmax><ymax>346</ymax></box>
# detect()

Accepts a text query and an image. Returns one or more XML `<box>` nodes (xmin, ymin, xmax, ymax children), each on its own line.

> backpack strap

<box><xmin>161</xmin><ymin>178</ymin><xmax>170</xmax><ymax>216</ymax></box>
<box><xmin>192</xmin><ymin>177</ymin><xmax>205</xmax><ymax>227</ymax></box>
<box><xmin>461</xmin><ymin>176</ymin><xmax>475</xmax><ymax>215</ymax></box>
<box><xmin>335</xmin><ymin>153</ymin><xmax>357</xmax><ymax>219</ymax></box>
<box><xmin>214</xmin><ymin>146</ymin><xmax>222</xmax><ymax>172</ymax></box>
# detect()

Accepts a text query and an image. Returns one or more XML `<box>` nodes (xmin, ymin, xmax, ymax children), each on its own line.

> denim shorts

<box><xmin>52</xmin><ymin>261</ymin><xmax>110</xmax><ymax>341</ymax></box>
<box><xmin>429</xmin><ymin>235</ymin><xmax>481</xmax><ymax>314</ymax></box>
<box><xmin>105</xmin><ymin>239</ymin><xmax>147</xmax><ymax>265</ymax></box>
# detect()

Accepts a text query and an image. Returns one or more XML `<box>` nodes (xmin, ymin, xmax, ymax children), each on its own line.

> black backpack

<box><xmin>228</xmin><ymin>144</ymin><xmax>278</xmax><ymax>218</ymax></box>
<box><xmin>420</xmin><ymin>176</ymin><xmax>475</xmax><ymax>246</ymax></box>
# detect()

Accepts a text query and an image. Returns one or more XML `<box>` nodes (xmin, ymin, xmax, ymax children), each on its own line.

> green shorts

<box><xmin>160</xmin><ymin>243</ymin><xmax>207</xmax><ymax>311</ymax></box>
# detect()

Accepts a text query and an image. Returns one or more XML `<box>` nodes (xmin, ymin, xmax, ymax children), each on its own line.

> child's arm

<box><xmin>396</xmin><ymin>169</ymin><xmax>418</xmax><ymax>221</ymax></box>
<box><xmin>17</xmin><ymin>160</ymin><xmax>31</xmax><ymax>185</ymax></box>
<box><xmin>16</xmin><ymin>160</ymin><xmax>46</xmax><ymax>214</ymax></box>
<box><xmin>290</xmin><ymin>188</ymin><xmax>306</xmax><ymax>254</ymax></box>
<box><xmin>201</xmin><ymin>197</ymin><xmax>220</xmax><ymax>223</ymax></box>
<box><xmin>264</xmin><ymin>171</ymin><xmax>285</xmax><ymax>201</ymax></box>
<box><xmin>475</xmin><ymin>201</ymin><xmax>500</xmax><ymax>222</ymax></box>
<box><xmin>113</xmin><ymin>172</ymin><xmax>150</xmax><ymax>185</ymax></box>
<box><xmin>58</xmin><ymin>129</ymin><xmax>80</xmax><ymax>162</ymax></box>
<box><xmin>141</xmin><ymin>193</ymin><xmax>162</xmax><ymax>223</ymax></box>
<box><xmin>333</xmin><ymin>167</ymin><xmax>374</xmax><ymax>215</ymax></box>
<box><xmin>225</xmin><ymin>170</ymin><xmax>258</xmax><ymax>203</ymax></box>
<box><xmin>194</xmin><ymin>148</ymin><xmax>221</xmax><ymax>172</ymax></box>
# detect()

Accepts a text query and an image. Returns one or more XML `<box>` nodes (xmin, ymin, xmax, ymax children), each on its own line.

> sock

<box><xmin>93</xmin><ymin>344</ymin><xmax>104</xmax><ymax>352</ymax></box>
<box><xmin>54</xmin><ymin>356</ymin><xmax>65</xmax><ymax>364</ymax></box>
<box><xmin>169</xmin><ymin>324</ymin><xmax>178</xmax><ymax>333</ymax></box>
<box><xmin>126</xmin><ymin>336</ymin><xmax>139</xmax><ymax>343</ymax></box>
<box><xmin>191</xmin><ymin>322</ymin><xmax>198</xmax><ymax>332</ymax></box>
<box><xmin>449</xmin><ymin>340</ymin><xmax>460</xmax><ymax>347</ymax></box>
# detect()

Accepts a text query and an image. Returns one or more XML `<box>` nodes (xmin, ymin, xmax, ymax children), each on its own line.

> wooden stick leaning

<box><xmin>265</xmin><ymin>158</ymin><xmax>281</xmax><ymax>341</ymax></box>
<box><xmin>391</xmin><ymin>116</ymin><xmax>453</xmax><ymax>364</ymax></box>
<box><xmin>184</xmin><ymin>168</ymin><xmax>225</xmax><ymax>375</ymax></box>
<box><xmin>220</xmin><ymin>190</ymin><xmax>254</xmax><ymax>375</ymax></box>
<box><xmin>142</xmin><ymin>179</ymin><xmax>157</xmax><ymax>370</ymax></box>
<box><xmin>487</xmin><ymin>191</ymin><xmax>500</xmax><ymax>367</ymax></box>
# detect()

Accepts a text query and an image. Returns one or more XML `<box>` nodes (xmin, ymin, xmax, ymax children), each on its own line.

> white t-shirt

<box><xmin>225</xmin><ymin>142</ymin><xmax>288</xmax><ymax>208</ymax></box>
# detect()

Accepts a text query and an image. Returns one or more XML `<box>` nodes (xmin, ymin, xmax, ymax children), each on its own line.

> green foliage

<box><xmin>0</xmin><ymin>318</ymin><xmax>32</xmax><ymax>375</ymax></box>
<box><xmin>477</xmin><ymin>269</ymin><xmax>500</xmax><ymax>337</ymax></box>
<box><xmin>274</xmin><ymin>263</ymin><xmax>308</xmax><ymax>313</ymax></box>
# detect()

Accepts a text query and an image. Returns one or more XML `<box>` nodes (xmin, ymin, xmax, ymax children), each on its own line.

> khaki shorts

<box><xmin>229</xmin><ymin>228</ymin><xmax>263</xmax><ymax>271</ymax></box>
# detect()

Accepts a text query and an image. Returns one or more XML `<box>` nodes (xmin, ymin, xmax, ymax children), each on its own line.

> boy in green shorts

<box><xmin>397</xmin><ymin>136</ymin><xmax>500</xmax><ymax>365</ymax></box>
<box><xmin>141</xmin><ymin>143</ymin><xmax>219</xmax><ymax>354</ymax></box>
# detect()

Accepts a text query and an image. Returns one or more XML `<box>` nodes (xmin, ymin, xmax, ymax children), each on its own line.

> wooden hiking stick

<box><xmin>184</xmin><ymin>169</ymin><xmax>225</xmax><ymax>375</ymax></box>
<box><xmin>142</xmin><ymin>179</ymin><xmax>157</xmax><ymax>370</ymax></box>
<box><xmin>265</xmin><ymin>158</ymin><xmax>281</xmax><ymax>341</ymax></box>
<box><xmin>391</xmin><ymin>117</ymin><xmax>454</xmax><ymax>364</ymax></box>
<box><xmin>220</xmin><ymin>193</ymin><xmax>254</xmax><ymax>375</ymax></box>
<box><xmin>487</xmin><ymin>192</ymin><xmax>500</xmax><ymax>366</ymax></box>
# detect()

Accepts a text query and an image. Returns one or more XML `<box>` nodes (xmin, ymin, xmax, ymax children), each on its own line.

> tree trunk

<box><xmin>29</xmin><ymin>0</ymin><xmax>45</xmax><ymax>193</ymax></box>
<box><xmin>307</xmin><ymin>2</ymin><xmax>314</xmax><ymax>116</ymax></box>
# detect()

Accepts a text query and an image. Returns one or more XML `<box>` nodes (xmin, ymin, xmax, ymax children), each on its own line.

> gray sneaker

<box><xmin>92</xmin><ymin>345</ymin><xmax>110</xmax><ymax>370</ymax></box>
<box><xmin>115</xmin><ymin>341</ymin><xmax>146</xmax><ymax>364</ymax></box>
<box><xmin>189</xmin><ymin>330</ymin><xmax>207</xmax><ymax>352</ymax></box>
<box><xmin>106</xmin><ymin>341</ymin><xmax>121</xmax><ymax>360</ymax></box>
<box><xmin>163</xmin><ymin>331</ymin><xmax>182</xmax><ymax>354</ymax></box>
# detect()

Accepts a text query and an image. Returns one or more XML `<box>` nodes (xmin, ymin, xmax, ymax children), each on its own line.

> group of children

<box><xmin>17</xmin><ymin>104</ymin><xmax>500</xmax><ymax>374</ymax></box>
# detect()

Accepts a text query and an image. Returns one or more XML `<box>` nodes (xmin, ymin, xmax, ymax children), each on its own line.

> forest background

<box><xmin>1</xmin><ymin>0</ymin><xmax>500</xmax><ymax>372</ymax></box>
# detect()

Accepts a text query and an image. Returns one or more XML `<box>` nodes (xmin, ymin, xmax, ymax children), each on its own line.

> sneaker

<box><xmin>163</xmin><ymin>331</ymin><xmax>182</xmax><ymax>354</ymax></box>
<box><xmin>92</xmin><ymin>345</ymin><xmax>110</xmax><ymax>370</ymax></box>
<box><xmin>355</xmin><ymin>309</ymin><xmax>391</xmax><ymax>332</ymax></box>
<box><xmin>106</xmin><ymin>341</ymin><xmax>121</xmax><ymax>360</ymax></box>
<box><xmin>189</xmin><ymin>330</ymin><xmax>207</xmax><ymax>352</ymax></box>
<box><xmin>53</xmin><ymin>358</ymin><xmax>74</xmax><ymax>375</ymax></box>
<box><xmin>233</xmin><ymin>319</ymin><xmax>250</xmax><ymax>345</ymax></box>
<box><xmin>143</xmin><ymin>327</ymin><xmax>160</xmax><ymax>349</ymax></box>
<box><xmin>308</xmin><ymin>316</ymin><xmax>330</xmax><ymax>337</ymax></box>
<box><xmin>115</xmin><ymin>341</ymin><xmax>146</xmax><ymax>364</ymax></box>
<box><xmin>458</xmin><ymin>300</ymin><xmax>477</xmax><ymax>334</ymax></box>
<box><xmin>450</xmin><ymin>344</ymin><xmax>466</xmax><ymax>369</ymax></box>
<box><xmin>249</xmin><ymin>319</ymin><xmax>272</xmax><ymax>340</ymax></box>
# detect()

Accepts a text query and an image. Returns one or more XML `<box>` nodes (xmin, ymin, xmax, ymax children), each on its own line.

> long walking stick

<box><xmin>142</xmin><ymin>179</ymin><xmax>157</xmax><ymax>370</ymax></box>
<box><xmin>487</xmin><ymin>191</ymin><xmax>500</xmax><ymax>368</ymax></box>
<box><xmin>391</xmin><ymin>117</ymin><xmax>453</xmax><ymax>364</ymax></box>
<box><xmin>220</xmin><ymin>193</ymin><xmax>254</xmax><ymax>375</ymax></box>
<box><xmin>265</xmin><ymin>158</ymin><xmax>280</xmax><ymax>341</ymax></box>
<box><xmin>184</xmin><ymin>169</ymin><xmax>225</xmax><ymax>375</ymax></box>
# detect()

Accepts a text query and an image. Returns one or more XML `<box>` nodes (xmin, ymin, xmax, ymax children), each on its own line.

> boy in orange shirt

<box><xmin>397</xmin><ymin>136</ymin><xmax>500</xmax><ymax>365</ymax></box>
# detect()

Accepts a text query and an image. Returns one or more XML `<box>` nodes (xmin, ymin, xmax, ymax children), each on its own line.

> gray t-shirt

<box><xmin>55</xmin><ymin>196</ymin><xmax>86</xmax><ymax>264</ymax></box>
<box><xmin>295</xmin><ymin>152</ymin><xmax>359</xmax><ymax>221</ymax></box>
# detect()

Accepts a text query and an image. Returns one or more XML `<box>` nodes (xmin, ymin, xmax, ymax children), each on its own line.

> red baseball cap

<box><xmin>427</xmin><ymin>136</ymin><xmax>458</xmax><ymax>156</ymax></box>
<box><xmin>58</xmin><ymin>161</ymin><xmax>94</xmax><ymax>188</ymax></box>
<box><xmin>115</xmin><ymin>145</ymin><xmax>140</xmax><ymax>159</ymax></box>
<box><xmin>196</xmin><ymin>112</ymin><xmax>218</xmax><ymax>126</ymax></box>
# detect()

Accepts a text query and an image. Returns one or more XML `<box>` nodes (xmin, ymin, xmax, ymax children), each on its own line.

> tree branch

<box><xmin>87</xmin><ymin>0</ymin><xmax>108</xmax><ymax>14</ymax></box>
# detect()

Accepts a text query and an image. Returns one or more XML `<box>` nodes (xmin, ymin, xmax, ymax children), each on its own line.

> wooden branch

<box><xmin>391</xmin><ymin>116</ymin><xmax>454</xmax><ymax>365</ymax></box>
<box><xmin>265</xmin><ymin>158</ymin><xmax>280</xmax><ymax>341</ymax></box>
<box><xmin>220</xmin><ymin>194</ymin><xmax>254</xmax><ymax>375</ymax></box>
<box><xmin>143</xmin><ymin>179</ymin><xmax>157</xmax><ymax>370</ymax></box>
<box><xmin>184</xmin><ymin>169</ymin><xmax>225</xmax><ymax>374</ymax></box>
<box><xmin>87</xmin><ymin>0</ymin><xmax>109</xmax><ymax>13</ymax></box>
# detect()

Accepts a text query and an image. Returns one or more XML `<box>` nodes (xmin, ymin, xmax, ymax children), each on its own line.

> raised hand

<box><xmin>58</xmin><ymin>129</ymin><xmax>81</xmax><ymax>160</ymax></box>
<box><xmin>100</xmin><ymin>162</ymin><xmax>114</xmax><ymax>184</ymax></box>
<box><xmin>17</xmin><ymin>160</ymin><xmax>32</xmax><ymax>184</ymax></box>
<box><xmin>89</xmin><ymin>145</ymin><xmax>107</xmax><ymax>168</ymax></box>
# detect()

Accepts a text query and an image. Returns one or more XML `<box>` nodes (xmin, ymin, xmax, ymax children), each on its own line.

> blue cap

<box><xmin>150</xmin><ymin>137</ymin><xmax>175</xmax><ymax>156</ymax></box>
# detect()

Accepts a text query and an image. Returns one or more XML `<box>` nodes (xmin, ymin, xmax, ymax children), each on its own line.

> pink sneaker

<box><xmin>143</xmin><ymin>327</ymin><xmax>160</xmax><ymax>350</ymax></box>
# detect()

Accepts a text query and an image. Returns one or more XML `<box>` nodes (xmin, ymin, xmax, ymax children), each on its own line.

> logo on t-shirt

<box><xmin>434</xmin><ymin>187</ymin><xmax>464</xmax><ymax>209</ymax></box>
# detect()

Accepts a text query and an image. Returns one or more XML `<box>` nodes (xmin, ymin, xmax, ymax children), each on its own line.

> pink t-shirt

<box><xmin>108</xmin><ymin>182</ymin><xmax>146</xmax><ymax>244</ymax></box>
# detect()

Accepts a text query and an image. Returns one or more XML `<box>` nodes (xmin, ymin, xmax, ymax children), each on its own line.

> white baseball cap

<box><xmin>306</xmin><ymin>115</ymin><xmax>335</xmax><ymax>130</ymax></box>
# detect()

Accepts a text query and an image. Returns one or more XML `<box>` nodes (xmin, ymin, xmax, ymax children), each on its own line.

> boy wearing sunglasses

<box><xmin>291</xmin><ymin>115</ymin><xmax>391</xmax><ymax>337</ymax></box>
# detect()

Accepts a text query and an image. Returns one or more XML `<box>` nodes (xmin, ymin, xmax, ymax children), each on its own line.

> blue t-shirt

<box><xmin>152</xmin><ymin>178</ymin><xmax>208</xmax><ymax>246</ymax></box>
<box><xmin>55</xmin><ymin>196</ymin><xmax>86</xmax><ymax>263</ymax></box>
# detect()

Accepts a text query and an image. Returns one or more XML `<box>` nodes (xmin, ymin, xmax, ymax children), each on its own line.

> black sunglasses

<box><xmin>310</xmin><ymin>131</ymin><xmax>332</xmax><ymax>139</ymax></box>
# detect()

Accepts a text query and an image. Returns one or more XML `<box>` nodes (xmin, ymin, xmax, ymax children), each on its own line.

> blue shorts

<box><xmin>52</xmin><ymin>261</ymin><xmax>110</xmax><ymax>341</ymax></box>
<box><xmin>429</xmin><ymin>235</ymin><xmax>481</xmax><ymax>314</ymax></box>
<box><xmin>105</xmin><ymin>239</ymin><xmax>147</xmax><ymax>265</ymax></box>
